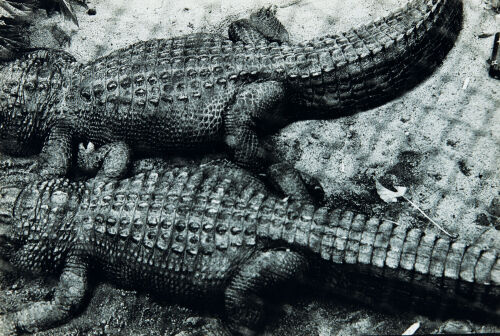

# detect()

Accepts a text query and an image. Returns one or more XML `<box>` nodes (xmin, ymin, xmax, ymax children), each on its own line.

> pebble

<box><xmin>439</xmin><ymin>320</ymin><xmax>472</xmax><ymax>334</ymax></box>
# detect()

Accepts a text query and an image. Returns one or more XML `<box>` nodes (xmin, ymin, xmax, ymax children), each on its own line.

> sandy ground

<box><xmin>1</xmin><ymin>0</ymin><xmax>499</xmax><ymax>334</ymax></box>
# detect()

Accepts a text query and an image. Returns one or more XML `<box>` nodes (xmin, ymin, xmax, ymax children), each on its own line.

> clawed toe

<box><xmin>77</xmin><ymin>142</ymin><xmax>97</xmax><ymax>173</ymax></box>
<box><xmin>266</xmin><ymin>5</ymin><xmax>278</xmax><ymax>16</ymax></box>
<box><xmin>78</xmin><ymin>142</ymin><xmax>95</xmax><ymax>155</ymax></box>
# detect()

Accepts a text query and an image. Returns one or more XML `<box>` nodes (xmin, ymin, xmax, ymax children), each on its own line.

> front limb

<box><xmin>0</xmin><ymin>255</ymin><xmax>88</xmax><ymax>334</ymax></box>
<box><xmin>77</xmin><ymin>141</ymin><xmax>131</xmax><ymax>179</ymax></box>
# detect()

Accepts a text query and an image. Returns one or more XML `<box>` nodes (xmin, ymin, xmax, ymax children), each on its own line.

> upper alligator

<box><xmin>0</xmin><ymin>160</ymin><xmax>498</xmax><ymax>335</ymax></box>
<box><xmin>0</xmin><ymin>0</ymin><xmax>463</xmax><ymax>184</ymax></box>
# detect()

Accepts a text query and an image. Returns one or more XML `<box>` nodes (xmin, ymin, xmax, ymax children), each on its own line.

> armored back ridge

<box><xmin>0</xmin><ymin>162</ymin><xmax>498</xmax><ymax>335</ymax></box>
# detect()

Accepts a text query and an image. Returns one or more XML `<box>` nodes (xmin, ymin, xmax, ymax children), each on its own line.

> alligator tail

<box><xmin>256</xmin><ymin>203</ymin><xmax>499</xmax><ymax>322</ymax></box>
<box><xmin>281</xmin><ymin>0</ymin><xmax>464</xmax><ymax>115</ymax></box>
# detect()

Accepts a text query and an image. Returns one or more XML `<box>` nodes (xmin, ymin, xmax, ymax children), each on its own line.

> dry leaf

<box><xmin>402</xmin><ymin>321</ymin><xmax>421</xmax><ymax>335</ymax></box>
<box><xmin>376</xmin><ymin>180</ymin><xmax>407</xmax><ymax>203</ymax></box>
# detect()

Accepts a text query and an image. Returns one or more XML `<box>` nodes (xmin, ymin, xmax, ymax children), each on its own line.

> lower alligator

<box><xmin>0</xmin><ymin>160</ymin><xmax>498</xmax><ymax>335</ymax></box>
<box><xmin>0</xmin><ymin>0</ymin><xmax>463</xmax><ymax>198</ymax></box>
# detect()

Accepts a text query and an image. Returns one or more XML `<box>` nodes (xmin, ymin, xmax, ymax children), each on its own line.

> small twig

<box><xmin>280</xmin><ymin>0</ymin><xmax>306</xmax><ymax>8</ymax></box>
<box><xmin>401</xmin><ymin>196</ymin><xmax>458</xmax><ymax>239</ymax></box>
<box><xmin>375</xmin><ymin>180</ymin><xmax>458</xmax><ymax>239</ymax></box>
<box><xmin>462</xmin><ymin>77</ymin><xmax>470</xmax><ymax>90</ymax></box>
<box><xmin>382</xmin><ymin>218</ymin><xmax>401</xmax><ymax>226</ymax></box>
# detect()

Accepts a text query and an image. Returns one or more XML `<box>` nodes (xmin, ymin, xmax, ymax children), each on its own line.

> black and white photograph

<box><xmin>0</xmin><ymin>0</ymin><xmax>498</xmax><ymax>335</ymax></box>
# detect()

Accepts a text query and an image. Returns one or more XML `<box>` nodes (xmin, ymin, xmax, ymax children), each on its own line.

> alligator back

<box><xmin>78</xmin><ymin>166</ymin><xmax>500</xmax><ymax>319</ymax></box>
<box><xmin>67</xmin><ymin>163</ymin><xmax>267</xmax><ymax>299</ymax></box>
<box><xmin>75</xmin><ymin>164</ymin><xmax>498</xmax><ymax>319</ymax></box>
<box><xmin>66</xmin><ymin>34</ymin><xmax>246</xmax><ymax>153</ymax></box>
<box><xmin>11</xmin><ymin>161</ymin><xmax>498</xmax><ymax>320</ymax></box>
<box><xmin>64</xmin><ymin>0</ymin><xmax>464</xmax><ymax>142</ymax></box>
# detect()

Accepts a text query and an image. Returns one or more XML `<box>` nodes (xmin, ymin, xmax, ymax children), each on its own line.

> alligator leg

<box><xmin>38</xmin><ymin>124</ymin><xmax>73</xmax><ymax>178</ymax></box>
<box><xmin>228</xmin><ymin>6</ymin><xmax>289</xmax><ymax>44</ymax></box>
<box><xmin>267</xmin><ymin>162</ymin><xmax>325</xmax><ymax>204</ymax></box>
<box><xmin>77</xmin><ymin>141</ymin><xmax>131</xmax><ymax>179</ymax></box>
<box><xmin>224</xmin><ymin>249</ymin><xmax>309</xmax><ymax>335</ymax></box>
<box><xmin>224</xmin><ymin>81</ymin><xmax>284</xmax><ymax>168</ymax></box>
<box><xmin>224</xmin><ymin>81</ymin><xmax>322</xmax><ymax>203</ymax></box>
<box><xmin>0</xmin><ymin>254</ymin><xmax>88</xmax><ymax>334</ymax></box>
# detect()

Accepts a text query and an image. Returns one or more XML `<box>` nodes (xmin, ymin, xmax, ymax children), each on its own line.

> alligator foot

<box><xmin>249</xmin><ymin>6</ymin><xmax>289</xmax><ymax>43</ymax></box>
<box><xmin>225</xmin><ymin>249</ymin><xmax>309</xmax><ymax>336</ymax></box>
<box><xmin>78</xmin><ymin>141</ymin><xmax>131</xmax><ymax>179</ymax></box>
<box><xmin>266</xmin><ymin>162</ymin><xmax>325</xmax><ymax>205</ymax></box>
<box><xmin>228</xmin><ymin>5</ymin><xmax>289</xmax><ymax>44</ymax></box>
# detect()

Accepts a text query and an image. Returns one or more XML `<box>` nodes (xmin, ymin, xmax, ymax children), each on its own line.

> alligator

<box><xmin>0</xmin><ymin>159</ymin><xmax>498</xmax><ymax>335</ymax></box>
<box><xmin>0</xmin><ymin>0</ymin><xmax>463</xmax><ymax>198</ymax></box>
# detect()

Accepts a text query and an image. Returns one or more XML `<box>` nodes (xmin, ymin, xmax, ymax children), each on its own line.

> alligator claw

<box><xmin>77</xmin><ymin>142</ymin><xmax>100</xmax><ymax>173</ymax></box>
<box><xmin>266</xmin><ymin>5</ymin><xmax>278</xmax><ymax>16</ymax></box>
<box><xmin>79</xmin><ymin>142</ymin><xmax>95</xmax><ymax>154</ymax></box>
<box><xmin>257</xmin><ymin>5</ymin><xmax>277</xmax><ymax>17</ymax></box>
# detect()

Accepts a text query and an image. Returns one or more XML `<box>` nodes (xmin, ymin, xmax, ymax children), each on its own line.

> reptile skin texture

<box><xmin>0</xmin><ymin>0</ymin><xmax>463</xmax><ymax>182</ymax></box>
<box><xmin>0</xmin><ymin>161</ymin><xmax>498</xmax><ymax>335</ymax></box>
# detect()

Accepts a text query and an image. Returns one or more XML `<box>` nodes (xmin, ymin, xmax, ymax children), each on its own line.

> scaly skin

<box><xmin>0</xmin><ymin>0</ymin><xmax>463</xmax><ymax>182</ymax></box>
<box><xmin>0</xmin><ymin>161</ymin><xmax>498</xmax><ymax>335</ymax></box>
